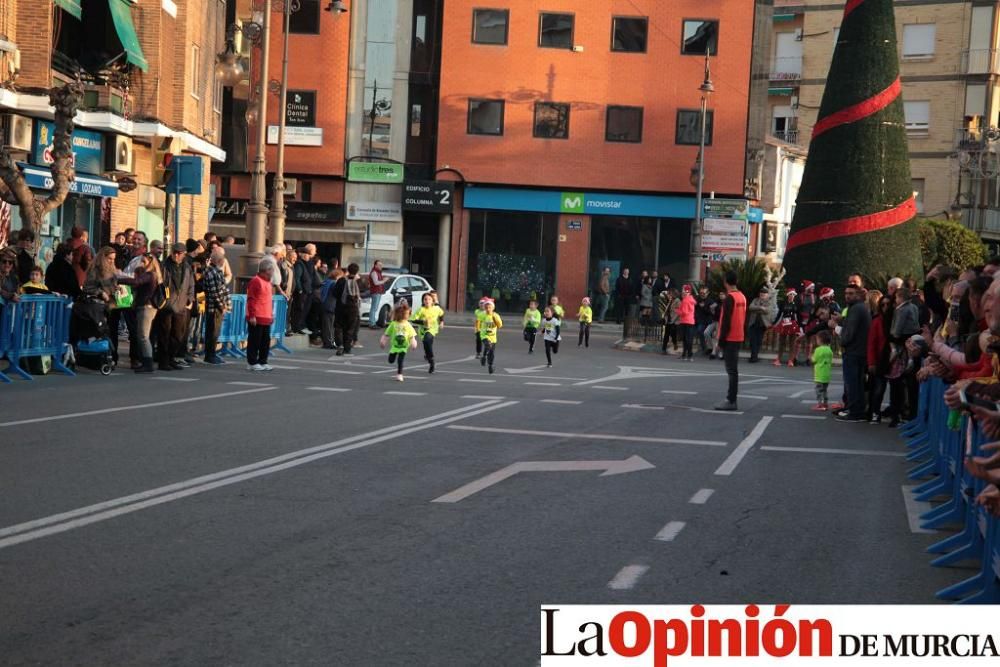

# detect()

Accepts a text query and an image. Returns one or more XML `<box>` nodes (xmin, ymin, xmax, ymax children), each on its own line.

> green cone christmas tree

<box><xmin>782</xmin><ymin>0</ymin><xmax>923</xmax><ymax>288</ymax></box>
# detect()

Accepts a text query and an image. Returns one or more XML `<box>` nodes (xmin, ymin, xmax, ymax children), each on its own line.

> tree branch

<box><xmin>39</xmin><ymin>80</ymin><xmax>84</xmax><ymax>217</ymax></box>
<box><xmin>0</xmin><ymin>142</ymin><xmax>34</xmax><ymax>211</ymax></box>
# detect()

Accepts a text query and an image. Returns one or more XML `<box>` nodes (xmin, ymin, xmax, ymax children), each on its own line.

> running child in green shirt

<box><xmin>411</xmin><ymin>292</ymin><xmax>445</xmax><ymax>374</ymax></box>
<box><xmin>811</xmin><ymin>329</ymin><xmax>834</xmax><ymax>411</ymax></box>
<box><xmin>523</xmin><ymin>299</ymin><xmax>541</xmax><ymax>354</ymax></box>
<box><xmin>473</xmin><ymin>297</ymin><xmax>486</xmax><ymax>359</ymax></box>
<box><xmin>477</xmin><ymin>297</ymin><xmax>503</xmax><ymax>374</ymax></box>
<box><xmin>549</xmin><ymin>295</ymin><xmax>565</xmax><ymax>320</ymax></box>
<box><xmin>381</xmin><ymin>301</ymin><xmax>418</xmax><ymax>382</ymax></box>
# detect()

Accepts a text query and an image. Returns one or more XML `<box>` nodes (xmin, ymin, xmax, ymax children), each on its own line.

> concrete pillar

<box><xmin>436</xmin><ymin>213</ymin><xmax>451</xmax><ymax>307</ymax></box>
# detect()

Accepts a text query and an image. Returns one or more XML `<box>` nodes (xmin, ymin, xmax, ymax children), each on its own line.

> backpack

<box><xmin>151</xmin><ymin>284</ymin><xmax>169</xmax><ymax>310</ymax></box>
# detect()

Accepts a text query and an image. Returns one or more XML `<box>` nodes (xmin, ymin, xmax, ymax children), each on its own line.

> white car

<box><xmin>361</xmin><ymin>273</ymin><xmax>434</xmax><ymax>327</ymax></box>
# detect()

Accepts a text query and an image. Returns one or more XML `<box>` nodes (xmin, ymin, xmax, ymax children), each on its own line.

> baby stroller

<box><xmin>69</xmin><ymin>296</ymin><xmax>116</xmax><ymax>375</ymax></box>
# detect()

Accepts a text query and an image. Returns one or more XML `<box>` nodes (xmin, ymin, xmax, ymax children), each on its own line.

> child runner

<box><xmin>381</xmin><ymin>301</ymin><xmax>418</xmax><ymax>382</ymax></box>
<box><xmin>549</xmin><ymin>295</ymin><xmax>565</xmax><ymax>320</ymax></box>
<box><xmin>577</xmin><ymin>297</ymin><xmax>593</xmax><ymax>347</ymax></box>
<box><xmin>523</xmin><ymin>299</ymin><xmax>541</xmax><ymax>354</ymax></box>
<box><xmin>811</xmin><ymin>329</ymin><xmax>834</xmax><ymax>411</ymax></box>
<box><xmin>478</xmin><ymin>297</ymin><xmax>503</xmax><ymax>374</ymax></box>
<box><xmin>473</xmin><ymin>297</ymin><xmax>486</xmax><ymax>359</ymax></box>
<box><xmin>411</xmin><ymin>292</ymin><xmax>445</xmax><ymax>373</ymax></box>
<box><xmin>542</xmin><ymin>306</ymin><xmax>561</xmax><ymax>367</ymax></box>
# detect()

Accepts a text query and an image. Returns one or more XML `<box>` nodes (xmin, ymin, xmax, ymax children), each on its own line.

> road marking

<box><xmin>459</xmin><ymin>378</ymin><xmax>496</xmax><ymax>383</ymax></box>
<box><xmin>227</xmin><ymin>381</ymin><xmax>273</xmax><ymax>387</ymax></box>
<box><xmin>608</xmin><ymin>565</ymin><xmax>650</xmax><ymax>591</ymax></box>
<box><xmin>760</xmin><ymin>446</ymin><xmax>906</xmax><ymax>458</ymax></box>
<box><xmin>689</xmin><ymin>488</ymin><xmax>715</xmax><ymax>505</ymax></box>
<box><xmin>540</xmin><ymin>399</ymin><xmax>583</xmax><ymax>405</ymax></box>
<box><xmin>739</xmin><ymin>394</ymin><xmax>768</xmax><ymax>400</ymax></box>
<box><xmin>789</xmin><ymin>389</ymin><xmax>812</xmax><ymax>398</ymax></box>
<box><xmin>781</xmin><ymin>414</ymin><xmax>826</xmax><ymax>420</ymax></box>
<box><xmin>150</xmin><ymin>376</ymin><xmax>199</xmax><ymax>382</ymax></box>
<box><xmin>661</xmin><ymin>390</ymin><xmax>698</xmax><ymax>395</ymax></box>
<box><xmin>505</xmin><ymin>364</ymin><xmax>549</xmax><ymax>375</ymax></box>
<box><xmin>714</xmin><ymin>416</ymin><xmax>773</xmax><ymax>476</ymax></box>
<box><xmin>686</xmin><ymin>407</ymin><xmax>745</xmax><ymax>415</ymax></box>
<box><xmin>654</xmin><ymin>520</ymin><xmax>687</xmax><ymax>542</ymax></box>
<box><xmin>902</xmin><ymin>485</ymin><xmax>935</xmax><ymax>534</ymax></box>
<box><xmin>593</xmin><ymin>385</ymin><xmax>628</xmax><ymax>391</ymax></box>
<box><xmin>447</xmin><ymin>425</ymin><xmax>726</xmax><ymax>447</ymax></box>
<box><xmin>0</xmin><ymin>387</ymin><xmax>277</xmax><ymax>428</ymax></box>
<box><xmin>461</xmin><ymin>395</ymin><xmax>506</xmax><ymax>400</ymax></box>
<box><xmin>384</xmin><ymin>391</ymin><xmax>427</xmax><ymax>396</ymax></box>
<box><xmin>801</xmin><ymin>399</ymin><xmax>820</xmax><ymax>404</ymax></box>
<box><xmin>266</xmin><ymin>364</ymin><xmax>300</xmax><ymax>370</ymax></box>
<box><xmin>0</xmin><ymin>401</ymin><xmax>517</xmax><ymax>550</ymax></box>
<box><xmin>307</xmin><ymin>386</ymin><xmax>351</xmax><ymax>392</ymax></box>
<box><xmin>525</xmin><ymin>382</ymin><xmax>562</xmax><ymax>387</ymax></box>
<box><xmin>432</xmin><ymin>456</ymin><xmax>655</xmax><ymax>503</ymax></box>
<box><xmin>622</xmin><ymin>404</ymin><xmax>664</xmax><ymax>411</ymax></box>
<box><xmin>325</xmin><ymin>369</ymin><xmax>364</xmax><ymax>375</ymax></box>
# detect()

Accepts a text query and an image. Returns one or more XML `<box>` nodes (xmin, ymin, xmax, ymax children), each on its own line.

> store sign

<box><xmin>365</xmin><ymin>233</ymin><xmax>399</xmax><ymax>251</ymax></box>
<box><xmin>285</xmin><ymin>90</ymin><xmax>316</xmax><ymax>127</ymax></box>
<box><xmin>212</xmin><ymin>198</ymin><xmax>342</xmax><ymax>223</ymax></box>
<box><xmin>348</xmin><ymin>161</ymin><xmax>404</xmax><ymax>184</ymax></box>
<box><xmin>763</xmin><ymin>221</ymin><xmax>779</xmax><ymax>253</ymax></box>
<box><xmin>464</xmin><ymin>186</ymin><xmax>695</xmax><ymax>219</ymax></box>
<box><xmin>703</xmin><ymin>198</ymin><xmax>751</xmax><ymax>220</ymax></box>
<box><xmin>702</xmin><ymin>217</ymin><xmax>748</xmax><ymax>253</ymax></box>
<box><xmin>19</xmin><ymin>163</ymin><xmax>118</xmax><ymax>198</ymax></box>
<box><xmin>346</xmin><ymin>201</ymin><xmax>403</xmax><ymax>222</ymax></box>
<box><xmin>33</xmin><ymin>121</ymin><xmax>103</xmax><ymax>176</ymax></box>
<box><xmin>567</xmin><ymin>220</ymin><xmax>583</xmax><ymax>231</ymax></box>
<box><xmin>748</xmin><ymin>206</ymin><xmax>765</xmax><ymax>223</ymax></box>
<box><xmin>402</xmin><ymin>180</ymin><xmax>454</xmax><ymax>213</ymax></box>
<box><xmin>266</xmin><ymin>126</ymin><xmax>323</xmax><ymax>147</ymax></box>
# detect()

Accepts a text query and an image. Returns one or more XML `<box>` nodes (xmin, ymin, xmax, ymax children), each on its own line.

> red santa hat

<box><xmin>786</xmin><ymin>288</ymin><xmax>797</xmax><ymax>298</ymax></box>
<box><xmin>802</xmin><ymin>280</ymin><xmax>815</xmax><ymax>293</ymax></box>
<box><xmin>819</xmin><ymin>287</ymin><xmax>835</xmax><ymax>300</ymax></box>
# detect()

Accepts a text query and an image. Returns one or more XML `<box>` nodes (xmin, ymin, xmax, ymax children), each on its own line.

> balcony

<box><xmin>769</xmin><ymin>56</ymin><xmax>803</xmax><ymax>82</ymax></box>
<box><xmin>961</xmin><ymin>49</ymin><xmax>1000</xmax><ymax>75</ymax></box>
<box><xmin>772</xmin><ymin>130</ymin><xmax>799</xmax><ymax>143</ymax></box>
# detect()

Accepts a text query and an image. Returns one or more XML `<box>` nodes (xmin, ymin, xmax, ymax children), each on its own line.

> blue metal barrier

<box><xmin>909</xmin><ymin>379</ymin><xmax>1000</xmax><ymax>603</ymax></box>
<box><xmin>216</xmin><ymin>295</ymin><xmax>248</xmax><ymax>358</ymax></box>
<box><xmin>2</xmin><ymin>295</ymin><xmax>75</xmax><ymax>381</ymax></box>
<box><xmin>0</xmin><ymin>299</ymin><xmax>13</xmax><ymax>383</ymax></box>
<box><xmin>270</xmin><ymin>294</ymin><xmax>291</xmax><ymax>354</ymax></box>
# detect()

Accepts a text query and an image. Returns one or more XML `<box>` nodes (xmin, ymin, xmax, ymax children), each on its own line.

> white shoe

<box><xmin>260</xmin><ymin>364</ymin><xmax>273</xmax><ymax>371</ymax></box>
<box><xmin>396</xmin><ymin>374</ymin><xmax>404</xmax><ymax>382</ymax></box>
<box><xmin>250</xmin><ymin>364</ymin><xmax>265</xmax><ymax>371</ymax></box>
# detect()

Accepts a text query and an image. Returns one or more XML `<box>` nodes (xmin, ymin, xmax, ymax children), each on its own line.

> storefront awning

<box><xmin>108</xmin><ymin>0</ymin><xmax>149</xmax><ymax>72</ymax></box>
<box><xmin>768</xmin><ymin>87</ymin><xmax>795</xmax><ymax>96</ymax></box>
<box><xmin>208</xmin><ymin>222</ymin><xmax>366</xmax><ymax>245</ymax></box>
<box><xmin>53</xmin><ymin>0</ymin><xmax>83</xmax><ymax>20</ymax></box>
<box><xmin>19</xmin><ymin>163</ymin><xmax>119</xmax><ymax>198</ymax></box>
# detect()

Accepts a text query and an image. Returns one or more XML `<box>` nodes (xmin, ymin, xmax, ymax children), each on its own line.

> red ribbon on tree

<box><xmin>785</xmin><ymin>197</ymin><xmax>917</xmax><ymax>253</ymax></box>
<box><xmin>811</xmin><ymin>77</ymin><xmax>901</xmax><ymax>139</ymax></box>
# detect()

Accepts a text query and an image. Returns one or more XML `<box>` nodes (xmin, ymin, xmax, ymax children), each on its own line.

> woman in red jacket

<box><xmin>246</xmin><ymin>261</ymin><xmax>275</xmax><ymax>371</ymax></box>
<box><xmin>866</xmin><ymin>296</ymin><xmax>893</xmax><ymax>423</ymax></box>
<box><xmin>677</xmin><ymin>284</ymin><xmax>697</xmax><ymax>361</ymax></box>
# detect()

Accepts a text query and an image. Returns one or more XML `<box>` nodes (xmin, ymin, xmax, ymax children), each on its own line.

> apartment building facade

<box><xmin>0</xmin><ymin>0</ymin><xmax>226</xmax><ymax>261</ymax></box>
<box><xmin>766</xmin><ymin>0</ymin><xmax>997</xmax><ymax>247</ymax></box>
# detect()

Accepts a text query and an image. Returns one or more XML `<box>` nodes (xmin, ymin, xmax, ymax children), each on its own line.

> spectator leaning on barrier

<box><xmin>0</xmin><ymin>248</ymin><xmax>20</xmax><ymax>302</ymax></box>
<box><xmin>68</xmin><ymin>226</ymin><xmax>93</xmax><ymax>288</ymax></box>
<box><xmin>246</xmin><ymin>260</ymin><xmax>275</xmax><ymax>372</ymax></box>
<box><xmin>203</xmin><ymin>247</ymin><xmax>231</xmax><ymax>366</ymax></box>
<box><xmin>45</xmin><ymin>243</ymin><xmax>80</xmax><ymax>298</ymax></box>
<box><xmin>13</xmin><ymin>228</ymin><xmax>35</xmax><ymax>285</ymax></box>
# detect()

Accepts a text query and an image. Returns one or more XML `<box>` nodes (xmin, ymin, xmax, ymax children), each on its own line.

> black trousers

<box><xmin>155</xmin><ymin>310</ymin><xmax>187</xmax><ymax>365</ymax></box>
<box><xmin>525</xmin><ymin>327</ymin><xmax>537</xmax><ymax>352</ymax></box>
<box><xmin>387</xmin><ymin>351</ymin><xmax>406</xmax><ymax>373</ymax></box>
<box><xmin>482</xmin><ymin>340</ymin><xmax>496</xmax><ymax>367</ymax></box>
<box><xmin>868</xmin><ymin>374</ymin><xmax>887</xmax><ymax>418</ymax></box>
<box><xmin>545</xmin><ymin>339</ymin><xmax>559</xmax><ymax>365</ymax></box>
<box><xmin>246</xmin><ymin>323</ymin><xmax>270</xmax><ymax>365</ymax></box>
<box><xmin>680</xmin><ymin>323</ymin><xmax>694</xmax><ymax>358</ymax></box>
<box><xmin>476</xmin><ymin>332</ymin><xmax>483</xmax><ymax>356</ymax></box>
<box><xmin>204</xmin><ymin>308</ymin><xmax>223</xmax><ymax>360</ymax></box>
<box><xmin>578</xmin><ymin>323</ymin><xmax>590</xmax><ymax>347</ymax></box>
<box><xmin>721</xmin><ymin>340</ymin><xmax>740</xmax><ymax>404</ymax></box>
<box><xmin>293</xmin><ymin>292</ymin><xmax>311</xmax><ymax>331</ymax></box>
<box><xmin>422</xmin><ymin>332</ymin><xmax>435</xmax><ymax>361</ymax></box>
<box><xmin>747</xmin><ymin>323</ymin><xmax>765</xmax><ymax>361</ymax></box>
<box><xmin>334</xmin><ymin>305</ymin><xmax>359</xmax><ymax>353</ymax></box>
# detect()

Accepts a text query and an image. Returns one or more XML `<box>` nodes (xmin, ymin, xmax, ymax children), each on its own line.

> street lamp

<box><xmin>687</xmin><ymin>53</ymin><xmax>715</xmax><ymax>283</ymax></box>
<box><xmin>324</xmin><ymin>0</ymin><xmax>347</xmax><ymax>12</ymax></box>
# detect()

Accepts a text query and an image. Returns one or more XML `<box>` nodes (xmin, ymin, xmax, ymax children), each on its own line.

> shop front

<box><xmin>457</xmin><ymin>186</ymin><xmax>696</xmax><ymax>312</ymax></box>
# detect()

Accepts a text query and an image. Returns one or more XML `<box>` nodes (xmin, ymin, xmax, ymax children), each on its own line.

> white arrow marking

<box><xmin>431</xmin><ymin>456</ymin><xmax>655</xmax><ymax>503</ymax></box>
<box><xmin>504</xmin><ymin>364</ymin><xmax>549</xmax><ymax>374</ymax></box>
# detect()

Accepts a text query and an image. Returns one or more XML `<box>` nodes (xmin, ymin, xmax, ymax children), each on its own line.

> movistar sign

<box><xmin>560</xmin><ymin>192</ymin><xmax>627</xmax><ymax>214</ymax></box>
<box><xmin>561</xmin><ymin>193</ymin><xmax>584</xmax><ymax>213</ymax></box>
<box><xmin>465</xmin><ymin>187</ymin><xmax>696</xmax><ymax>219</ymax></box>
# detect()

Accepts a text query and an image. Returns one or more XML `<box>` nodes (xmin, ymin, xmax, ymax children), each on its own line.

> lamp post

<box><xmin>687</xmin><ymin>54</ymin><xmax>715</xmax><ymax>283</ymax></box>
<box><xmin>244</xmin><ymin>0</ymin><xmax>272</xmax><ymax>266</ymax></box>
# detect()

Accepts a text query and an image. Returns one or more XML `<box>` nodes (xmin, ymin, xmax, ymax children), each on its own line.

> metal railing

<box><xmin>769</xmin><ymin>56</ymin><xmax>803</xmax><ymax>81</ymax></box>
<box><xmin>773</xmin><ymin>129</ymin><xmax>799</xmax><ymax>143</ymax></box>
<box><xmin>961</xmin><ymin>49</ymin><xmax>1000</xmax><ymax>75</ymax></box>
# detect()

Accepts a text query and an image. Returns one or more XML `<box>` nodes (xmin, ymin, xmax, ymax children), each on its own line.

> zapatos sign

<box><xmin>541</xmin><ymin>605</ymin><xmax>1000</xmax><ymax>665</ymax></box>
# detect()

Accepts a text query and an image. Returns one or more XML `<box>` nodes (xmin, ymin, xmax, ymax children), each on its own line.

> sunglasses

<box><xmin>0</xmin><ymin>259</ymin><xmax>14</xmax><ymax>264</ymax></box>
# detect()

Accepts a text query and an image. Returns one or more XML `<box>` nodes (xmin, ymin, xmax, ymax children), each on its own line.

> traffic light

<box><xmin>153</xmin><ymin>137</ymin><xmax>175</xmax><ymax>187</ymax></box>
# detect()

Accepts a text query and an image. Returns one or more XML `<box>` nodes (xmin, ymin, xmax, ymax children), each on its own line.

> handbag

<box><xmin>151</xmin><ymin>284</ymin><xmax>169</xmax><ymax>310</ymax></box>
<box><xmin>886</xmin><ymin>349</ymin><xmax>907</xmax><ymax>380</ymax></box>
<box><xmin>112</xmin><ymin>285</ymin><xmax>134</xmax><ymax>310</ymax></box>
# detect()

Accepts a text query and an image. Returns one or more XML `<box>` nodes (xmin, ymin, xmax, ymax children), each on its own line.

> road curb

<box><xmin>612</xmin><ymin>340</ymin><xmax>844</xmax><ymax>366</ymax></box>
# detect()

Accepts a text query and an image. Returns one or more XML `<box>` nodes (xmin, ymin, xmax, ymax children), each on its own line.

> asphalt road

<box><xmin>0</xmin><ymin>323</ymin><xmax>964</xmax><ymax>665</ymax></box>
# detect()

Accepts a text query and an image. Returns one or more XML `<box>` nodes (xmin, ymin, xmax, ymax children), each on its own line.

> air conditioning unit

<box><xmin>794</xmin><ymin>28</ymin><xmax>803</xmax><ymax>41</ymax></box>
<box><xmin>1</xmin><ymin>114</ymin><xmax>32</xmax><ymax>152</ymax></box>
<box><xmin>105</xmin><ymin>134</ymin><xmax>133</xmax><ymax>173</ymax></box>
<box><xmin>790</xmin><ymin>95</ymin><xmax>799</xmax><ymax>109</ymax></box>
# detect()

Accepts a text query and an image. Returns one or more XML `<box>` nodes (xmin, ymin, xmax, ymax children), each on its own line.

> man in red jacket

<box><xmin>715</xmin><ymin>270</ymin><xmax>747</xmax><ymax>411</ymax></box>
<box><xmin>246</xmin><ymin>261</ymin><xmax>275</xmax><ymax>372</ymax></box>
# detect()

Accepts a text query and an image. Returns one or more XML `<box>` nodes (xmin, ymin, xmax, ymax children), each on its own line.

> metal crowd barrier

<box><xmin>0</xmin><ymin>295</ymin><xmax>75</xmax><ymax>382</ymax></box>
<box><xmin>207</xmin><ymin>294</ymin><xmax>290</xmax><ymax>359</ymax></box>
<box><xmin>904</xmin><ymin>378</ymin><xmax>1000</xmax><ymax>603</ymax></box>
<box><xmin>269</xmin><ymin>294</ymin><xmax>291</xmax><ymax>354</ymax></box>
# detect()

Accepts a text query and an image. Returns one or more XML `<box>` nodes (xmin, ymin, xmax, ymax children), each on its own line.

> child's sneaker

<box><xmin>811</xmin><ymin>403</ymin><xmax>827</xmax><ymax>412</ymax></box>
<box><xmin>396</xmin><ymin>374</ymin><xmax>404</xmax><ymax>382</ymax></box>
<box><xmin>787</xmin><ymin>359</ymin><xmax>795</xmax><ymax>368</ymax></box>
<box><xmin>480</xmin><ymin>355</ymin><xmax>487</xmax><ymax>367</ymax></box>
<box><xmin>488</xmin><ymin>365</ymin><xmax>495</xmax><ymax>374</ymax></box>
<box><xmin>829</xmin><ymin>402</ymin><xmax>845</xmax><ymax>411</ymax></box>
<box><xmin>772</xmin><ymin>358</ymin><xmax>781</xmax><ymax>367</ymax></box>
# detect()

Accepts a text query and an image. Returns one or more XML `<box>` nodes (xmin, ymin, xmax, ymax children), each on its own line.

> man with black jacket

<box><xmin>614</xmin><ymin>268</ymin><xmax>634</xmax><ymax>324</ymax></box>
<box><xmin>333</xmin><ymin>263</ymin><xmax>361</xmax><ymax>356</ymax></box>
<box><xmin>292</xmin><ymin>246</ymin><xmax>314</xmax><ymax>334</ymax></box>
<box><xmin>155</xmin><ymin>243</ymin><xmax>195</xmax><ymax>371</ymax></box>
<box><xmin>695</xmin><ymin>286</ymin><xmax>718</xmax><ymax>355</ymax></box>
<box><xmin>835</xmin><ymin>284</ymin><xmax>871</xmax><ymax>422</ymax></box>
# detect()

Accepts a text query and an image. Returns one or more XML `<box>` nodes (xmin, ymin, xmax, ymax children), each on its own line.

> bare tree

<box><xmin>0</xmin><ymin>81</ymin><xmax>84</xmax><ymax>237</ymax></box>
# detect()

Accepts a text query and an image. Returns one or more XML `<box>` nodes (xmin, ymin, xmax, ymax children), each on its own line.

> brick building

<box><xmin>0</xmin><ymin>0</ymin><xmax>225</xmax><ymax>261</ymax></box>
<box><xmin>766</xmin><ymin>0</ymin><xmax>998</xmax><ymax>248</ymax></box>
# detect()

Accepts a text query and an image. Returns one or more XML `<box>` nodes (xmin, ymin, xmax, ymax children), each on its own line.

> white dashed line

<box><xmin>266</xmin><ymin>364</ymin><xmax>300</xmax><ymax>370</ymax></box>
<box><xmin>307</xmin><ymin>386</ymin><xmax>351</xmax><ymax>392</ymax></box>
<box><xmin>459</xmin><ymin>378</ymin><xmax>496</xmax><ymax>383</ymax></box>
<box><xmin>150</xmin><ymin>376</ymin><xmax>199</xmax><ymax>382</ymax></box>
<box><xmin>739</xmin><ymin>394</ymin><xmax>768</xmax><ymax>400</ymax></box>
<box><xmin>383</xmin><ymin>391</ymin><xmax>428</xmax><ymax>397</ymax></box>
<box><xmin>622</xmin><ymin>404</ymin><xmax>664</xmax><ymax>411</ymax></box>
<box><xmin>688</xmin><ymin>488</ymin><xmax>715</xmax><ymax>505</ymax></box>
<box><xmin>525</xmin><ymin>382</ymin><xmax>562</xmax><ymax>387</ymax></box>
<box><xmin>654</xmin><ymin>521</ymin><xmax>687</xmax><ymax>542</ymax></box>
<box><xmin>592</xmin><ymin>385</ymin><xmax>628</xmax><ymax>391</ymax></box>
<box><xmin>714</xmin><ymin>416</ymin><xmax>774</xmax><ymax>476</ymax></box>
<box><xmin>781</xmin><ymin>414</ymin><xmax>826</xmax><ymax>420</ymax></box>
<box><xmin>325</xmin><ymin>369</ymin><xmax>364</xmax><ymax>375</ymax></box>
<box><xmin>902</xmin><ymin>486</ymin><xmax>935</xmax><ymax>534</ymax></box>
<box><xmin>461</xmin><ymin>395</ymin><xmax>506</xmax><ymax>400</ymax></box>
<box><xmin>448</xmin><ymin>425</ymin><xmax>725</xmax><ymax>447</ymax></box>
<box><xmin>661</xmin><ymin>390</ymin><xmax>698</xmax><ymax>395</ymax></box>
<box><xmin>540</xmin><ymin>399</ymin><xmax>583</xmax><ymax>405</ymax></box>
<box><xmin>608</xmin><ymin>565</ymin><xmax>650</xmax><ymax>590</ymax></box>
<box><xmin>760</xmin><ymin>446</ymin><xmax>906</xmax><ymax>457</ymax></box>
<box><xmin>227</xmin><ymin>381</ymin><xmax>273</xmax><ymax>387</ymax></box>
<box><xmin>789</xmin><ymin>389</ymin><xmax>813</xmax><ymax>398</ymax></box>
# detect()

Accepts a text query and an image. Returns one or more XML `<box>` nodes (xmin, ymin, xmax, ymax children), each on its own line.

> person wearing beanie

<box><xmin>577</xmin><ymin>297</ymin><xmax>593</xmax><ymax>347</ymax></box>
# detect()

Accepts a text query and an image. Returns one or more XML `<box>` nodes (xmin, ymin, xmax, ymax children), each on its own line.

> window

<box><xmin>606</xmin><ymin>106</ymin><xmax>643</xmax><ymax>142</ymax></box>
<box><xmin>533</xmin><ymin>102</ymin><xmax>570</xmax><ymax>139</ymax></box>
<box><xmin>539</xmin><ymin>13</ymin><xmax>574</xmax><ymax>49</ymax></box>
<box><xmin>911</xmin><ymin>179</ymin><xmax>925</xmax><ymax>214</ymax></box>
<box><xmin>902</xmin><ymin>24</ymin><xmax>936</xmax><ymax>58</ymax></box>
<box><xmin>288</xmin><ymin>0</ymin><xmax>321</xmax><ymax>34</ymax></box>
<box><xmin>301</xmin><ymin>181</ymin><xmax>312</xmax><ymax>202</ymax></box>
<box><xmin>903</xmin><ymin>100</ymin><xmax>930</xmax><ymax>133</ymax></box>
<box><xmin>468</xmin><ymin>99</ymin><xmax>505</xmax><ymax>135</ymax></box>
<box><xmin>473</xmin><ymin>9</ymin><xmax>509</xmax><ymax>45</ymax></box>
<box><xmin>681</xmin><ymin>19</ymin><xmax>718</xmax><ymax>55</ymax></box>
<box><xmin>191</xmin><ymin>45</ymin><xmax>201</xmax><ymax>99</ymax></box>
<box><xmin>612</xmin><ymin>17</ymin><xmax>647</xmax><ymax>53</ymax></box>
<box><xmin>676</xmin><ymin>109</ymin><xmax>714</xmax><ymax>145</ymax></box>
